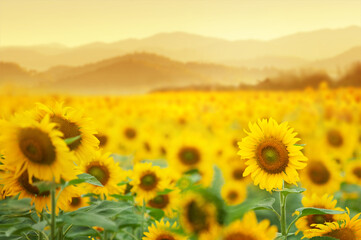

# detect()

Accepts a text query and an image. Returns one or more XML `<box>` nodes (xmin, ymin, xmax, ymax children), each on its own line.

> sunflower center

<box><xmin>327</xmin><ymin>129</ymin><xmax>343</xmax><ymax>148</ymax></box>
<box><xmin>19</xmin><ymin>128</ymin><xmax>56</xmax><ymax>165</ymax></box>
<box><xmin>307</xmin><ymin>161</ymin><xmax>330</xmax><ymax>185</ymax></box>
<box><xmin>140</xmin><ymin>173</ymin><xmax>158</xmax><ymax>191</ymax></box>
<box><xmin>325</xmin><ymin>228</ymin><xmax>356</xmax><ymax>240</ymax></box>
<box><xmin>224</xmin><ymin>233</ymin><xmax>256</xmax><ymax>240</ymax></box>
<box><xmin>155</xmin><ymin>234</ymin><xmax>175</xmax><ymax>240</ymax></box>
<box><xmin>143</xmin><ymin>142</ymin><xmax>151</xmax><ymax>152</ymax></box>
<box><xmin>124</xmin><ymin>128</ymin><xmax>137</xmax><ymax>140</ymax></box>
<box><xmin>70</xmin><ymin>197</ymin><xmax>81</xmax><ymax>207</ymax></box>
<box><xmin>227</xmin><ymin>191</ymin><xmax>239</xmax><ymax>201</ymax></box>
<box><xmin>307</xmin><ymin>214</ymin><xmax>334</xmax><ymax>227</ymax></box>
<box><xmin>95</xmin><ymin>134</ymin><xmax>108</xmax><ymax>147</ymax></box>
<box><xmin>232</xmin><ymin>139</ymin><xmax>239</xmax><ymax>149</ymax></box>
<box><xmin>18</xmin><ymin>171</ymin><xmax>50</xmax><ymax>196</ymax></box>
<box><xmin>51</xmin><ymin>115</ymin><xmax>82</xmax><ymax>151</ymax></box>
<box><xmin>352</xmin><ymin>167</ymin><xmax>361</xmax><ymax>179</ymax></box>
<box><xmin>178</xmin><ymin>147</ymin><xmax>201</xmax><ymax>166</ymax></box>
<box><xmin>86</xmin><ymin>163</ymin><xmax>110</xmax><ymax>185</ymax></box>
<box><xmin>186</xmin><ymin>200</ymin><xmax>209</xmax><ymax>233</ymax></box>
<box><xmin>256</xmin><ymin>138</ymin><xmax>289</xmax><ymax>173</ymax></box>
<box><xmin>148</xmin><ymin>194</ymin><xmax>170</xmax><ymax>209</ymax></box>
<box><xmin>232</xmin><ymin>168</ymin><xmax>245</xmax><ymax>180</ymax></box>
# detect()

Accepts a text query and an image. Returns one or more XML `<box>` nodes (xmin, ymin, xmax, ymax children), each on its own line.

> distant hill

<box><xmin>311</xmin><ymin>46</ymin><xmax>361</xmax><ymax>72</ymax></box>
<box><xmin>1</xmin><ymin>51</ymin><xmax>360</xmax><ymax>94</ymax></box>
<box><xmin>37</xmin><ymin>53</ymin><xmax>278</xmax><ymax>94</ymax></box>
<box><xmin>0</xmin><ymin>26</ymin><xmax>360</xmax><ymax>70</ymax></box>
<box><xmin>0</xmin><ymin>62</ymin><xmax>39</xmax><ymax>86</ymax></box>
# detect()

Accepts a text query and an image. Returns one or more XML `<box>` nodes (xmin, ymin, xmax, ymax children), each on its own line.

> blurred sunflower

<box><xmin>0</xmin><ymin>114</ymin><xmax>74</xmax><ymax>182</ymax></box>
<box><xmin>168</xmin><ymin>132</ymin><xmax>211</xmax><ymax>173</ymax></box>
<box><xmin>303</xmin><ymin>210</ymin><xmax>361</xmax><ymax>240</ymax></box>
<box><xmin>130</xmin><ymin>162</ymin><xmax>170</xmax><ymax>203</ymax></box>
<box><xmin>35</xmin><ymin>102</ymin><xmax>99</xmax><ymax>163</ymax></box>
<box><xmin>79</xmin><ymin>151</ymin><xmax>126</xmax><ymax>196</ymax></box>
<box><xmin>179</xmin><ymin>192</ymin><xmax>220</xmax><ymax>240</ymax></box>
<box><xmin>345</xmin><ymin>160</ymin><xmax>361</xmax><ymax>185</ymax></box>
<box><xmin>320</xmin><ymin>120</ymin><xmax>358</xmax><ymax>164</ymax></box>
<box><xmin>295</xmin><ymin>194</ymin><xmax>346</xmax><ymax>235</ymax></box>
<box><xmin>143</xmin><ymin>219</ymin><xmax>186</xmax><ymax>240</ymax></box>
<box><xmin>219</xmin><ymin>156</ymin><xmax>251</xmax><ymax>185</ymax></box>
<box><xmin>147</xmin><ymin>189</ymin><xmax>180</xmax><ymax>218</ymax></box>
<box><xmin>0</xmin><ymin>167</ymin><xmax>71</xmax><ymax>212</ymax></box>
<box><xmin>300</xmin><ymin>157</ymin><xmax>342</xmax><ymax>195</ymax></box>
<box><xmin>221</xmin><ymin>181</ymin><xmax>247</xmax><ymax>206</ymax></box>
<box><xmin>221</xmin><ymin>211</ymin><xmax>277</xmax><ymax>240</ymax></box>
<box><xmin>61</xmin><ymin>186</ymin><xmax>90</xmax><ymax>212</ymax></box>
<box><xmin>238</xmin><ymin>118</ymin><xmax>307</xmax><ymax>191</ymax></box>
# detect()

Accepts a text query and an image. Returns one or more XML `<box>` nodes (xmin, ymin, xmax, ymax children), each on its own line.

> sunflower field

<box><xmin>0</xmin><ymin>85</ymin><xmax>361</xmax><ymax>240</ymax></box>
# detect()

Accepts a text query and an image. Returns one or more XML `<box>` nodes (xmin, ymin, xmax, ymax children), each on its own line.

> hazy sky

<box><xmin>0</xmin><ymin>0</ymin><xmax>360</xmax><ymax>47</ymax></box>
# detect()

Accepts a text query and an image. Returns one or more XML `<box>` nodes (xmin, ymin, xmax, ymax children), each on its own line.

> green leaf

<box><xmin>0</xmin><ymin>198</ymin><xmax>33</xmax><ymax>213</ymax></box>
<box><xmin>278</xmin><ymin>187</ymin><xmax>306</xmax><ymax>196</ymax></box>
<box><xmin>31</xmin><ymin>221</ymin><xmax>47</xmax><ymax>232</ymax></box>
<box><xmin>294</xmin><ymin>207</ymin><xmax>345</xmax><ymax>219</ymax></box>
<box><xmin>210</xmin><ymin>165</ymin><xmax>224</xmax><ymax>196</ymax></box>
<box><xmin>275</xmin><ymin>236</ymin><xmax>286</xmax><ymax>240</ymax></box>
<box><xmin>62</xmin><ymin>213</ymin><xmax>117</xmax><ymax>231</ymax></box>
<box><xmin>275</xmin><ymin>233</ymin><xmax>295</xmax><ymax>239</ymax></box>
<box><xmin>289</xmin><ymin>207</ymin><xmax>346</xmax><ymax>231</ymax></box>
<box><xmin>226</xmin><ymin>197</ymin><xmax>276</xmax><ymax>224</ymax></box>
<box><xmin>32</xmin><ymin>181</ymin><xmax>57</xmax><ymax>194</ymax></box>
<box><xmin>157</xmin><ymin>189</ymin><xmax>174</xmax><ymax>196</ymax></box>
<box><xmin>76</xmin><ymin>173</ymin><xmax>103</xmax><ymax>187</ymax></box>
<box><xmin>64</xmin><ymin>135</ymin><xmax>81</xmax><ymax>145</ymax></box>
<box><xmin>147</xmin><ymin>207</ymin><xmax>165</xmax><ymax>220</ymax></box>
<box><xmin>295</xmin><ymin>143</ymin><xmax>306</xmax><ymax>146</ymax></box>
<box><xmin>117</xmin><ymin>180</ymin><xmax>130</xmax><ymax>186</ymax></box>
<box><xmin>341</xmin><ymin>183</ymin><xmax>361</xmax><ymax>193</ymax></box>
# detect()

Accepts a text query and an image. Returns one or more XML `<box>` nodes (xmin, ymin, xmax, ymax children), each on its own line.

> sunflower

<box><xmin>147</xmin><ymin>188</ymin><xmax>180</xmax><ymax>218</ymax></box>
<box><xmin>79</xmin><ymin>151</ymin><xmax>126</xmax><ymax>197</ymax></box>
<box><xmin>345</xmin><ymin>160</ymin><xmax>361</xmax><ymax>185</ymax></box>
<box><xmin>35</xmin><ymin>102</ymin><xmax>99</xmax><ymax>163</ymax></box>
<box><xmin>168</xmin><ymin>131</ymin><xmax>211</xmax><ymax>173</ymax></box>
<box><xmin>295</xmin><ymin>194</ymin><xmax>346</xmax><ymax>235</ymax></box>
<box><xmin>303</xmin><ymin>209</ymin><xmax>361</xmax><ymax>240</ymax></box>
<box><xmin>0</xmin><ymin>114</ymin><xmax>75</xmax><ymax>182</ymax></box>
<box><xmin>61</xmin><ymin>186</ymin><xmax>90</xmax><ymax>212</ymax></box>
<box><xmin>115</xmin><ymin>119</ymin><xmax>142</xmax><ymax>156</ymax></box>
<box><xmin>221</xmin><ymin>181</ymin><xmax>247</xmax><ymax>206</ymax></box>
<box><xmin>179</xmin><ymin>191</ymin><xmax>220</xmax><ymax>240</ymax></box>
<box><xmin>219</xmin><ymin>156</ymin><xmax>251</xmax><ymax>185</ymax></box>
<box><xmin>142</xmin><ymin>219</ymin><xmax>186</xmax><ymax>240</ymax></box>
<box><xmin>221</xmin><ymin>211</ymin><xmax>277</xmax><ymax>240</ymax></box>
<box><xmin>238</xmin><ymin>118</ymin><xmax>308</xmax><ymax>191</ymax></box>
<box><xmin>319</xmin><ymin>120</ymin><xmax>358</xmax><ymax>164</ymax></box>
<box><xmin>130</xmin><ymin>162</ymin><xmax>171</xmax><ymax>203</ymax></box>
<box><xmin>299</xmin><ymin>156</ymin><xmax>342</xmax><ymax>195</ymax></box>
<box><xmin>0</xmin><ymin>167</ymin><xmax>72</xmax><ymax>212</ymax></box>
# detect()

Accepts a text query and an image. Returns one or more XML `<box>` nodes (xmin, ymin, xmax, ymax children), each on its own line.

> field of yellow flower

<box><xmin>1</xmin><ymin>86</ymin><xmax>361</xmax><ymax>240</ymax></box>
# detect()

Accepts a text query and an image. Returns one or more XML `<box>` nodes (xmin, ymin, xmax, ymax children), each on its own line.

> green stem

<box><xmin>103</xmin><ymin>230</ymin><xmax>108</xmax><ymax>240</ymax></box>
<box><xmin>140</xmin><ymin>199</ymin><xmax>146</xmax><ymax>240</ymax></box>
<box><xmin>279</xmin><ymin>189</ymin><xmax>287</xmax><ymax>239</ymax></box>
<box><xmin>51</xmin><ymin>186</ymin><xmax>56</xmax><ymax>240</ymax></box>
<box><xmin>58</xmin><ymin>225</ymin><xmax>63</xmax><ymax>240</ymax></box>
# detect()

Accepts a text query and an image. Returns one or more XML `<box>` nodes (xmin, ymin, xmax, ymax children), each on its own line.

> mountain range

<box><xmin>0</xmin><ymin>26</ymin><xmax>360</xmax><ymax>93</ymax></box>
<box><xmin>1</xmin><ymin>26</ymin><xmax>360</xmax><ymax>71</ymax></box>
